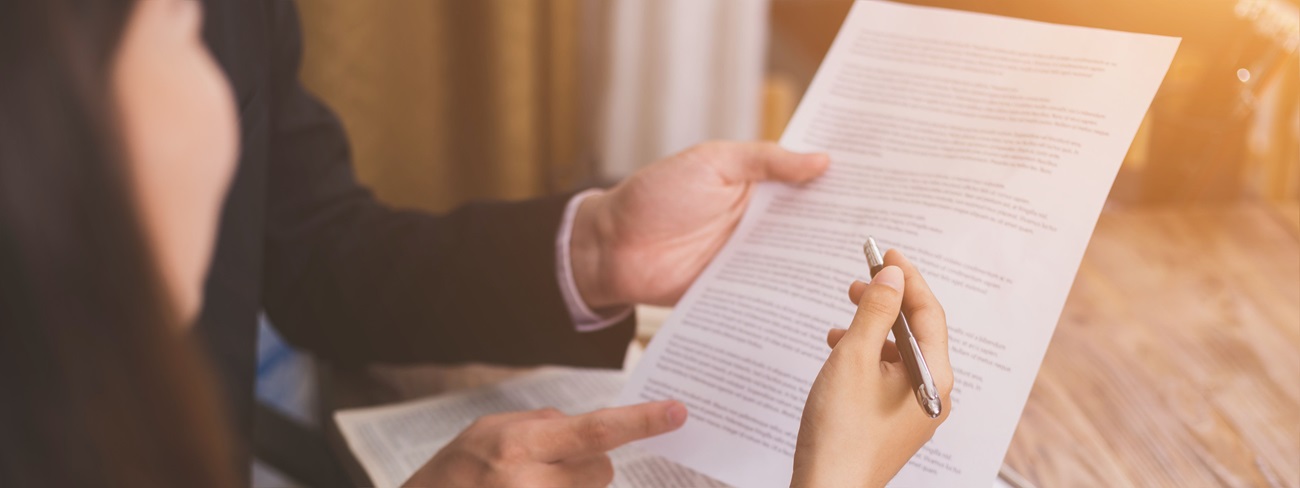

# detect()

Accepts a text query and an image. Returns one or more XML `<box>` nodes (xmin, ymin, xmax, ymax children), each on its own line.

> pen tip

<box><xmin>864</xmin><ymin>237</ymin><xmax>884</xmax><ymax>267</ymax></box>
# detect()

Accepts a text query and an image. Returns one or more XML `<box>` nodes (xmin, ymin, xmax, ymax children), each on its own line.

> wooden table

<box><xmin>1003</xmin><ymin>202</ymin><xmax>1300</xmax><ymax>487</ymax></box>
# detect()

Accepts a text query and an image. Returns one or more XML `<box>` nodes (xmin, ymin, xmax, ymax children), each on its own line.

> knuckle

<box><xmin>536</xmin><ymin>407</ymin><xmax>564</xmax><ymax>419</ymax></box>
<box><xmin>914</xmin><ymin>301</ymin><xmax>947</xmax><ymax>324</ymax></box>
<box><xmin>581</xmin><ymin>416</ymin><xmax>616</xmax><ymax>449</ymax></box>
<box><xmin>872</xmin><ymin>281</ymin><xmax>904</xmax><ymax>300</ymax></box>
<box><xmin>686</xmin><ymin>141</ymin><xmax>724</xmax><ymax>160</ymax></box>
<box><xmin>861</xmin><ymin>298</ymin><xmax>898</xmax><ymax>321</ymax></box>
<box><xmin>490</xmin><ymin>433</ymin><xmax>532</xmax><ymax>463</ymax></box>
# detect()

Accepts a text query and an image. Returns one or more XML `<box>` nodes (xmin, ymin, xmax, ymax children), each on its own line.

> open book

<box><xmin>613</xmin><ymin>1</ymin><xmax>1179</xmax><ymax>487</ymax></box>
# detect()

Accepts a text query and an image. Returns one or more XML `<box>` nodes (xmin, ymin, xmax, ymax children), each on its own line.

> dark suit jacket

<box><xmin>196</xmin><ymin>1</ymin><xmax>635</xmax><ymax>483</ymax></box>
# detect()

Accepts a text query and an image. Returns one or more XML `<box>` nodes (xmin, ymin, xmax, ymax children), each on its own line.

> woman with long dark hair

<box><xmin>0</xmin><ymin>0</ymin><xmax>239</xmax><ymax>485</ymax></box>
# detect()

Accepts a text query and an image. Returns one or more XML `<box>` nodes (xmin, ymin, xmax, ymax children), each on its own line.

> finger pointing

<box><xmin>532</xmin><ymin>400</ymin><xmax>687</xmax><ymax>461</ymax></box>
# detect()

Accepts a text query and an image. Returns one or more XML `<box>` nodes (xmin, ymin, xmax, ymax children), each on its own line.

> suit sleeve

<box><xmin>260</xmin><ymin>0</ymin><xmax>634</xmax><ymax>368</ymax></box>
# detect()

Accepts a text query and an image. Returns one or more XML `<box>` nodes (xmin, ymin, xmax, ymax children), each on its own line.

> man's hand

<box><xmin>403</xmin><ymin>400</ymin><xmax>688</xmax><ymax>487</ymax></box>
<box><xmin>571</xmin><ymin>141</ymin><xmax>829</xmax><ymax>308</ymax></box>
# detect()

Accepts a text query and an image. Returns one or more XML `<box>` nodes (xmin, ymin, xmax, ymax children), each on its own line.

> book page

<box><xmin>614</xmin><ymin>1</ymin><xmax>1179</xmax><ymax>487</ymax></box>
<box><xmin>334</xmin><ymin>367</ymin><xmax>728</xmax><ymax>488</ymax></box>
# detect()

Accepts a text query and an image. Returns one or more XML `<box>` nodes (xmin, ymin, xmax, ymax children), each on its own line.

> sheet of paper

<box><xmin>615</xmin><ymin>1</ymin><xmax>1179</xmax><ymax>487</ymax></box>
<box><xmin>335</xmin><ymin>367</ymin><xmax>728</xmax><ymax>488</ymax></box>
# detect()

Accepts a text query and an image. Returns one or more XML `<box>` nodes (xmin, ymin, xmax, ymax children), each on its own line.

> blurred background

<box><xmin>291</xmin><ymin>0</ymin><xmax>1298</xmax><ymax>211</ymax></box>
<box><xmin>255</xmin><ymin>0</ymin><xmax>1298</xmax><ymax>486</ymax></box>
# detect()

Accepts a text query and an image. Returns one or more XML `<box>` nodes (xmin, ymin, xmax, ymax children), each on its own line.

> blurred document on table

<box><xmin>614</xmin><ymin>1</ymin><xmax>1179</xmax><ymax>487</ymax></box>
<box><xmin>335</xmin><ymin>368</ymin><xmax>727</xmax><ymax>488</ymax></box>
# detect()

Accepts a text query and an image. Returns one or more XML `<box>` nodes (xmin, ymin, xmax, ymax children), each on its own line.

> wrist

<box><xmin>792</xmin><ymin>429</ymin><xmax>887</xmax><ymax>488</ymax></box>
<box><xmin>570</xmin><ymin>191</ymin><xmax>622</xmax><ymax>310</ymax></box>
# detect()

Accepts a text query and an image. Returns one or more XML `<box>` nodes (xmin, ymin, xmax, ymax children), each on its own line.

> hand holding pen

<box><xmin>793</xmin><ymin>244</ymin><xmax>954</xmax><ymax>488</ymax></box>
<box><xmin>864</xmin><ymin>237</ymin><xmax>943</xmax><ymax>418</ymax></box>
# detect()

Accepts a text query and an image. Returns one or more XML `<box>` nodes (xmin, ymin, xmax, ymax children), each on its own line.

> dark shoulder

<box><xmin>200</xmin><ymin>0</ymin><xmax>273</xmax><ymax>107</ymax></box>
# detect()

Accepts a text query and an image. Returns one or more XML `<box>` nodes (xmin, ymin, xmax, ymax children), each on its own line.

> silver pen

<box><xmin>864</xmin><ymin>237</ymin><xmax>942</xmax><ymax>419</ymax></box>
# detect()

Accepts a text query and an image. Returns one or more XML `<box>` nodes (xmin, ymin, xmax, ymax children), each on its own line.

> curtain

<box><xmin>295</xmin><ymin>0</ymin><xmax>601</xmax><ymax>212</ymax></box>
<box><xmin>295</xmin><ymin>0</ymin><xmax>774</xmax><ymax>207</ymax></box>
<box><xmin>597</xmin><ymin>0</ymin><xmax>771</xmax><ymax>180</ymax></box>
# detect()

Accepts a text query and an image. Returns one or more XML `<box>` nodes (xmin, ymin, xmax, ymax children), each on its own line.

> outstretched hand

<box><xmin>405</xmin><ymin>400</ymin><xmax>688</xmax><ymax>487</ymax></box>
<box><xmin>571</xmin><ymin>141</ymin><xmax>829</xmax><ymax>308</ymax></box>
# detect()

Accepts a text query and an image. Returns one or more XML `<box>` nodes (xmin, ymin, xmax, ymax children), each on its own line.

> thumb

<box><xmin>839</xmin><ymin>266</ymin><xmax>905</xmax><ymax>362</ymax></box>
<box><xmin>705</xmin><ymin>141</ymin><xmax>829</xmax><ymax>184</ymax></box>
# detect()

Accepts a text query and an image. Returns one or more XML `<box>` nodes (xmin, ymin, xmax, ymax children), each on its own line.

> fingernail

<box><xmin>665</xmin><ymin>401</ymin><xmax>688</xmax><ymax>427</ymax></box>
<box><xmin>871</xmin><ymin>266</ymin><xmax>904</xmax><ymax>292</ymax></box>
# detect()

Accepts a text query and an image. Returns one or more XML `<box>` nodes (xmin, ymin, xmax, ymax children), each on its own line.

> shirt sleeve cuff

<box><xmin>557</xmin><ymin>189</ymin><xmax>633</xmax><ymax>333</ymax></box>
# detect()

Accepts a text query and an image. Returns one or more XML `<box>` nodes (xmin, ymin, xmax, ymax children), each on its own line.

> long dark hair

<box><xmin>0</xmin><ymin>0</ymin><xmax>235</xmax><ymax>486</ymax></box>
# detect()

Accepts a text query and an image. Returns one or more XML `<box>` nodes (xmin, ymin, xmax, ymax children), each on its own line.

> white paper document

<box><xmin>615</xmin><ymin>1</ymin><xmax>1179</xmax><ymax>487</ymax></box>
<box><xmin>335</xmin><ymin>368</ymin><xmax>728</xmax><ymax>488</ymax></box>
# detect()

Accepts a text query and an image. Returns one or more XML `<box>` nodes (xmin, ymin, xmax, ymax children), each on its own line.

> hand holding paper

<box><xmin>571</xmin><ymin>142</ymin><xmax>829</xmax><ymax>309</ymax></box>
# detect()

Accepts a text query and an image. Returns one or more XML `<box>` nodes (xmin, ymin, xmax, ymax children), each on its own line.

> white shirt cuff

<box><xmin>556</xmin><ymin>189</ymin><xmax>633</xmax><ymax>332</ymax></box>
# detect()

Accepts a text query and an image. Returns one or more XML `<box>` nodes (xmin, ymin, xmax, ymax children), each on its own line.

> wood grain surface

<box><xmin>1003</xmin><ymin>202</ymin><xmax>1300</xmax><ymax>487</ymax></box>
